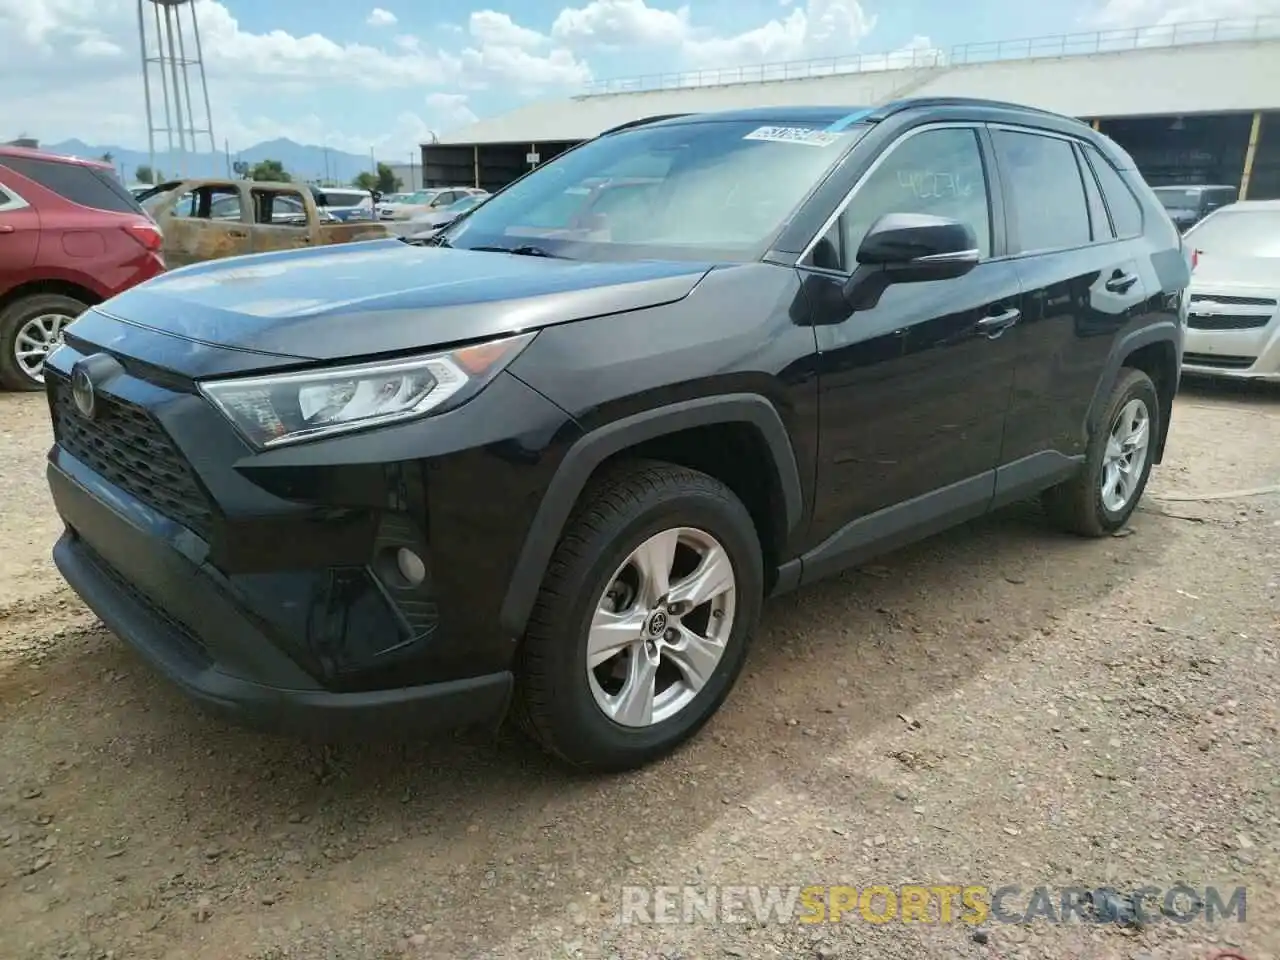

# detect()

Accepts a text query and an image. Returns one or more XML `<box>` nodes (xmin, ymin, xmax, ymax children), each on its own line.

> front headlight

<box><xmin>199</xmin><ymin>331</ymin><xmax>536</xmax><ymax>449</ymax></box>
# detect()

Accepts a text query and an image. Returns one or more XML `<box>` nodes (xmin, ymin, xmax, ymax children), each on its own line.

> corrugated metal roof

<box><xmin>435</xmin><ymin>34</ymin><xmax>1280</xmax><ymax>147</ymax></box>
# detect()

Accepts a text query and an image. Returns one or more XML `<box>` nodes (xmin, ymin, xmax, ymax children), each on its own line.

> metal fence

<box><xmin>577</xmin><ymin>15</ymin><xmax>1280</xmax><ymax>97</ymax></box>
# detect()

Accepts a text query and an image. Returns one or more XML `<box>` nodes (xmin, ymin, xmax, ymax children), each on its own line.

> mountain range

<box><xmin>40</xmin><ymin>137</ymin><xmax>393</xmax><ymax>185</ymax></box>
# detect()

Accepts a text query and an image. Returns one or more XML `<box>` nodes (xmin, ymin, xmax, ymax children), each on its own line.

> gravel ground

<box><xmin>0</xmin><ymin>379</ymin><xmax>1277</xmax><ymax>960</ymax></box>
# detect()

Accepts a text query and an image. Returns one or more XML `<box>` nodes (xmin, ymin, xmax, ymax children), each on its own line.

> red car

<box><xmin>0</xmin><ymin>147</ymin><xmax>165</xmax><ymax>390</ymax></box>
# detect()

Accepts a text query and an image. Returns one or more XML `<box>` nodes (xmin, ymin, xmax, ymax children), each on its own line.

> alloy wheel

<box><xmin>587</xmin><ymin>526</ymin><xmax>737</xmax><ymax>727</ymax></box>
<box><xmin>1101</xmin><ymin>397</ymin><xmax>1151</xmax><ymax>513</ymax></box>
<box><xmin>13</xmin><ymin>312</ymin><xmax>72</xmax><ymax>384</ymax></box>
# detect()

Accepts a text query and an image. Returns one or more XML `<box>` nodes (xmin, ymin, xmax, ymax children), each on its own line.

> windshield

<box><xmin>405</xmin><ymin>190</ymin><xmax>439</xmax><ymax>204</ymax></box>
<box><xmin>442</xmin><ymin>118</ymin><xmax>866</xmax><ymax>261</ymax></box>
<box><xmin>1185</xmin><ymin>209</ymin><xmax>1280</xmax><ymax>258</ymax></box>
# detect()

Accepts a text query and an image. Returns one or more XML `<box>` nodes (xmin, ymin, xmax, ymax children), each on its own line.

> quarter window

<box><xmin>1083</xmin><ymin>145</ymin><xmax>1144</xmax><ymax>238</ymax></box>
<box><xmin>823</xmin><ymin>127</ymin><xmax>991</xmax><ymax>268</ymax></box>
<box><xmin>1075</xmin><ymin>144</ymin><xmax>1114</xmax><ymax>241</ymax></box>
<box><xmin>993</xmin><ymin>129</ymin><xmax>1091</xmax><ymax>253</ymax></box>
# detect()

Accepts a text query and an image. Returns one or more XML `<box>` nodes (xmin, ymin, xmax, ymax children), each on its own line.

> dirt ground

<box><xmin>1</xmin><ymin>379</ymin><xmax>1277</xmax><ymax>960</ymax></box>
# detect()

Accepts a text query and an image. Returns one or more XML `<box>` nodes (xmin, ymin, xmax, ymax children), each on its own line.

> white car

<box><xmin>314</xmin><ymin>187</ymin><xmax>375</xmax><ymax>222</ymax></box>
<box><xmin>379</xmin><ymin>187</ymin><xmax>486</xmax><ymax>221</ymax></box>
<box><xmin>1180</xmin><ymin>199</ymin><xmax>1280</xmax><ymax>383</ymax></box>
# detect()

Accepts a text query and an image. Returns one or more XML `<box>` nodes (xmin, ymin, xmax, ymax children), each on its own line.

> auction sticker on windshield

<box><xmin>743</xmin><ymin>126</ymin><xmax>846</xmax><ymax>148</ymax></box>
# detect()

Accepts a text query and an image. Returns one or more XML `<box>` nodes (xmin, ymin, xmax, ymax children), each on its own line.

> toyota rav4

<box><xmin>43</xmin><ymin>98</ymin><xmax>1189</xmax><ymax>772</ymax></box>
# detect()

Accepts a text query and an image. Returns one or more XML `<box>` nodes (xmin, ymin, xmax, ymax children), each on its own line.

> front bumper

<box><xmin>42</xmin><ymin>313</ymin><xmax>581</xmax><ymax>736</ymax></box>
<box><xmin>49</xmin><ymin>458</ymin><xmax>513</xmax><ymax>737</ymax></box>
<box><xmin>1182</xmin><ymin>307</ymin><xmax>1280</xmax><ymax>382</ymax></box>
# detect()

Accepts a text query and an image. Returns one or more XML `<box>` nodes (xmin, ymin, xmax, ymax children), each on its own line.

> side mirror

<box><xmin>840</xmin><ymin>213</ymin><xmax>979</xmax><ymax>311</ymax></box>
<box><xmin>855</xmin><ymin>212</ymin><xmax>979</xmax><ymax>280</ymax></box>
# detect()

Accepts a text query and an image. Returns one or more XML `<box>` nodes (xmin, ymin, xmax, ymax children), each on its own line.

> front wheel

<box><xmin>0</xmin><ymin>293</ymin><xmax>88</xmax><ymax>391</ymax></box>
<box><xmin>514</xmin><ymin>461</ymin><xmax>764</xmax><ymax>772</ymax></box>
<box><xmin>1043</xmin><ymin>367</ymin><xmax>1160</xmax><ymax>536</ymax></box>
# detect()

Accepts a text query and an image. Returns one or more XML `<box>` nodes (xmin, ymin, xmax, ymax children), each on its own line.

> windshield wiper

<box><xmin>468</xmin><ymin>244</ymin><xmax>560</xmax><ymax>258</ymax></box>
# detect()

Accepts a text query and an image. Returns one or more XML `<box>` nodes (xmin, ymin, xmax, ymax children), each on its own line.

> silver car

<box><xmin>1180</xmin><ymin>200</ymin><xmax>1280</xmax><ymax>383</ymax></box>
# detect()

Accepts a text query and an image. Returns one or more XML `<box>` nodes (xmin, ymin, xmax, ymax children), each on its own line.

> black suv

<box><xmin>43</xmin><ymin>98</ymin><xmax>1188</xmax><ymax>772</ymax></box>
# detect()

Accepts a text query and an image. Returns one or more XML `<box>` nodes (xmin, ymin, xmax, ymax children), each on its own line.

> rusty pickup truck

<box><xmin>139</xmin><ymin>179</ymin><xmax>393</xmax><ymax>268</ymax></box>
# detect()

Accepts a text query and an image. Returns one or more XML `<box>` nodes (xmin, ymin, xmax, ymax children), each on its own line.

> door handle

<box><xmin>1105</xmin><ymin>272</ymin><xmax>1138</xmax><ymax>293</ymax></box>
<box><xmin>0</xmin><ymin>224</ymin><xmax>14</xmax><ymax>234</ymax></box>
<box><xmin>227</xmin><ymin>230</ymin><xmax>248</xmax><ymax>239</ymax></box>
<box><xmin>975</xmin><ymin>307</ymin><xmax>1021</xmax><ymax>338</ymax></box>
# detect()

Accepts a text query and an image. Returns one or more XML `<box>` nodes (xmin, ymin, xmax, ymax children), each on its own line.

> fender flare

<box><xmin>1085</xmin><ymin>320</ymin><xmax>1181</xmax><ymax>447</ymax></box>
<box><xmin>498</xmin><ymin>393</ymin><xmax>804</xmax><ymax>638</ymax></box>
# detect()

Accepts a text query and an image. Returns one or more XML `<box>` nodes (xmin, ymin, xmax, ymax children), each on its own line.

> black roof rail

<box><xmin>597</xmin><ymin>114</ymin><xmax>695</xmax><ymax>136</ymax></box>
<box><xmin>866</xmin><ymin>96</ymin><xmax>1089</xmax><ymax>125</ymax></box>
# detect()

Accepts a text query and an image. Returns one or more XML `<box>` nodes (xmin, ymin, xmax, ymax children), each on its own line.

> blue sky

<box><xmin>2</xmin><ymin>0</ymin><xmax>1268</xmax><ymax>159</ymax></box>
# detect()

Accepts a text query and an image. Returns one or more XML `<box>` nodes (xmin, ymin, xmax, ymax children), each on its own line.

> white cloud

<box><xmin>366</xmin><ymin>7</ymin><xmax>397</xmax><ymax>27</ymax></box>
<box><xmin>72</xmin><ymin>36</ymin><xmax>123</xmax><ymax>58</ymax></box>
<box><xmin>469</xmin><ymin>10</ymin><xmax>546</xmax><ymax>49</ymax></box>
<box><xmin>548</xmin><ymin>0</ymin><xmax>877</xmax><ymax>65</ymax></box>
<box><xmin>426</xmin><ymin>92</ymin><xmax>480</xmax><ymax>129</ymax></box>
<box><xmin>1087</xmin><ymin>0</ymin><xmax>1280</xmax><ymax>25</ymax></box>
<box><xmin>552</xmin><ymin>0</ymin><xmax>692</xmax><ymax>47</ymax></box>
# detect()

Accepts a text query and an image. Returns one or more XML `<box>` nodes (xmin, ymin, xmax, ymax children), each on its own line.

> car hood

<box><xmin>92</xmin><ymin>238</ymin><xmax>716</xmax><ymax>361</ymax></box>
<box><xmin>1190</xmin><ymin>253</ymin><xmax>1280</xmax><ymax>290</ymax></box>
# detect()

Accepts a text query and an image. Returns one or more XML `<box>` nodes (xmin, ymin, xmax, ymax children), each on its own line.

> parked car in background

<box><xmin>312</xmin><ymin>186</ymin><xmax>376</xmax><ymax>222</ymax></box>
<box><xmin>392</xmin><ymin>193</ymin><xmax>490</xmax><ymax>239</ymax></box>
<box><xmin>42</xmin><ymin>98</ymin><xmax>1186</xmax><ymax>771</ymax></box>
<box><xmin>139</xmin><ymin>177</ymin><xmax>391</xmax><ymax>268</ymax></box>
<box><xmin>1152</xmin><ymin>184</ymin><xmax>1237</xmax><ymax>232</ymax></box>
<box><xmin>0</xmin><ymin>146</ymin><xmax>165</xmax><ymax>390</ymax></box>
<box><xmin>1179</xmin><ymin>199</ymin><xmax>1280</xmax><ymax>382</ymax></box>
<box><xmin>379</xmin><ymin>187</ymin><xmax>486</xmax><ymax>221</ymax></box>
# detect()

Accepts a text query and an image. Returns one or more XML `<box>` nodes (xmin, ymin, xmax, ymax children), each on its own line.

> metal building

<box><xmin>421</xmin><ymin>16</ymin><xmax>1280</xmax><ymax>200</ymax></box>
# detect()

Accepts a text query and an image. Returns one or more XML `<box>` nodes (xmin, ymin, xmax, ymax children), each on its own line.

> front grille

<box><xmin>1190</xmin><ymin>293</ymin><xmax>1277</xmax><ymax>308</ymax></box>
<box><xmin>1188</xmin><ymin>313</ymin><xmax>1273</xmax><ymax>331</ymax></box>
<box><xmin>1183</xmin><ymin>352</ymin><xmax>1256</xmax><ymax>370</ymax></box>
<box><xmin>48</xmin><ymin>372</ymin><xmax>216</xmax><ymax>538</ymax></box>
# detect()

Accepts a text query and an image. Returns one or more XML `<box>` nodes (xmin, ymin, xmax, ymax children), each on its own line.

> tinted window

<box><xmin>447</xmin><ymin>118</ymin><xmax>868</xmax><ymax>261</ymax></box>
<box><xmin>1075</xmin><ymin>144</ymin><xmax>1114</xmax><ymax>241</ymax></box>
<box><xmin>832</xmin><ymin>127</ymin><xmax>992</xmax><ymax>264</ymax></box>
<box><xmin>994</xmin><ymin>130</ymin><xmax>1090</xmax><ymax>253</ymax></box>
<box><xmin>1083</xmin><ymin>146</ymin><xmax>1143</xmax><ymax>238</ymax></box>
<box><xmin>0</xmin><ymin>156</ymin><xmax>142</xmax><ymax>214</ymax></box>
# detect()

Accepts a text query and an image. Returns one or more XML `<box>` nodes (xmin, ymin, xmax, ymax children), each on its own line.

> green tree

<box><xmin>375</xmin><ymin>162</ymin><xmax>402</xmax><ymax>194</ymax></box>
<box><xmin>352</xmin><ymin>170</ymin><xmax>378</xmax><ymax>191</ymax></box>
<box><xmin>250</xmin><ymin>159</ymin><xmax>291</xmax><ymax>182</ymax></box>
<box><xmin>134</xmin><ymin>164</ymin><xmax>154</xmax><ymax>184</ymax></box>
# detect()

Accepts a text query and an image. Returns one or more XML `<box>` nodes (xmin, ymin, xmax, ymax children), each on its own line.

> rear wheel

<box><xmin>1043</xmin><ymin>367</ymin><xmax>1159</xmax><ymax>536</ymax></box>
<box><xmin>514</xmin><ymin>461</ymin><xmax>764</xmax><ymax>772</ymax></box>
<box><xmin>0</xmin><ymin>293</ymin><xmax>88</xmax><ymax>391</ymax></box>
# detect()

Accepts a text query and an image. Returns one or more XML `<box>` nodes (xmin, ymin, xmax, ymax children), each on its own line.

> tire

<box><xmin>0</xmin><ymin>293</ymin><xmax>88</xmax><ymax>391</ymax></box>
<box><xmin>514</xmin><ymin>460</ymin><xmax>764</xmax><ymax>772</ymax></box>
<box><xmin>1042</xmin><ymin>367</ymin><xmax>1160</xmax><ymax>537</ymax></box>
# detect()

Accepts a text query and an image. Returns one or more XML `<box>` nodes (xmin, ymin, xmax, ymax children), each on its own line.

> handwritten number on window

<box><xmin>897</xmin><ymin>169</ymin><xmax>974</xmax><ymax>200</ymax></box>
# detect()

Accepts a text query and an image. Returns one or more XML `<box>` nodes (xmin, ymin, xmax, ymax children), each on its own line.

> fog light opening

<box><xmin>395</xmin><ymin>547</ymin><xmax>427</xmax><ymax>587</ymax></box>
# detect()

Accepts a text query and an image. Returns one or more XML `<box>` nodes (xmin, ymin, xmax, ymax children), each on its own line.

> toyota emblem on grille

<box><xmin>70</xmin><ymin>363</ymin><xmax>96</xmax><ymax>419</ymax></box>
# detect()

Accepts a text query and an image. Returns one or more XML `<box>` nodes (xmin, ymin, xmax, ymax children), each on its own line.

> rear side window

<box><xmin>992</xmin><ymin>129</ymin><xmax>1091</xmax><ymax>253</ymax></box>
<box><xmin>1074</xmin><ymin>144</ymin><xmax>1114</xmax><ymax>241</ymax></box>
<box><xmin>0</xmin><ymin>156</ymin><xmax>143</xmax><ymax>215</ymax></box>
<box><xmin>1082</xmin><ymin>145</ymin><xmax>1143</xmax><ymax>238</ymax></box>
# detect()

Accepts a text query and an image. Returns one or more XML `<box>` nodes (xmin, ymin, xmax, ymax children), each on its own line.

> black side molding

<box><xmin>499</xmin><ymin>393</ymin><xmax>804</xmax><ymax>638</ymax></box>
